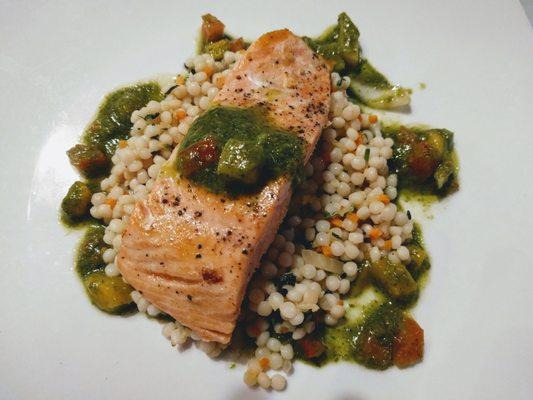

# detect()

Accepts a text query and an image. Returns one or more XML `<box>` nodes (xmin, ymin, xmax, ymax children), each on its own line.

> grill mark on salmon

<box><xmin>117</xmin><ymin>29</ymin><xmax>330</xmax><ymax>343</ymax></box>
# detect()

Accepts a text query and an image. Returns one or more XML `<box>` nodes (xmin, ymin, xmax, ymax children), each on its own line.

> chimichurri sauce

<box><xmin>177</xmin><ymin>106</ymin><xmax>304</xmax><ymax>196</ymax></box>
<box><xmin>83</xmin><ymin>83</ymin><xmax>163</xmax><ymax>158</ymax></box>
<box><xmin>303</xmin><ymin>13</ymin><xmax>411</xmax><ymax>109</ymax></box>
<box><xmin>62</xmin><ymin>82</ymin><xmax>162</xmax><ymax>226</ymax></box>
<box><xmin>323</xmin><ymin>302</ymin><xmax>403</xmax><ymax>369</ymax></box>
<box><xmin>76</xmin><ymin>223</ymin><xmax>134</xmax><ymax>314</ymax></box>
<box><xmin>61</xmin><ymin>82</ymin><xmax>162</xmax><ymax>314</ymax></box>
<box><xmin>302</xmin><ymin>300</ymin><xmax>425</xmax><ymax>370</ymax></box>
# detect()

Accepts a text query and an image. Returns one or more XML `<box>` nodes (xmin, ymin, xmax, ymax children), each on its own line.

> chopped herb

<box><xmin>229</xmin><ymin>363</ymin><xmax>236</xmax><ymax>369</ymax></box>
<box><xmin>277</xmin><ymin>272</ymin><xmax>296</xmax><ymax>288</ymax></box>
<box><xmin>364</xmin><ymin>148</ymin><xmax>371</xmax><ymax>162</ymax></box>
<box><xmin>164</xmin><ymin>85</ymin><xmax>178</xmax><ymax>95</ymax></box>
<box><xmin>267</xmin><ymin>310</ymin><xmax>283</xmax><ymax>326</ymax></box>
<box><xmin>145</xmin><ymin>113</ymin><xmax>160</xmax><ymax>120</ymax></box>
<box><xmin>323</xmin><ymin>206</ymin><xmax>354</xmax><ymax>219</ymax></box>
<box><xmin>270</xmin><ymin>332</ymin><xmax>292</xmax><ymax>343</ymax></box>
<box><xmin>407</xmin><ymin>210</ymin><xmax>412</xmax><ymax>220</ymax></box>
<box><xmin>332</xmin><ymin>232</ymin><xmax>342</xmax><ymax>239</ymax></box>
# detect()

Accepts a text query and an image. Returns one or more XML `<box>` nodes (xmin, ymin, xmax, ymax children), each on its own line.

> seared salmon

<box><xmin>117</xmin><ymin>29</ymin><xmax>330</xmax><ymax>343</ymax></box>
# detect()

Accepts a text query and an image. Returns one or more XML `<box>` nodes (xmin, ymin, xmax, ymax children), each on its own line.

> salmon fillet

<box><xmin>117</xmin><ymin>29</ymin><xmax>330</xmax><ymax>343</ymax></box>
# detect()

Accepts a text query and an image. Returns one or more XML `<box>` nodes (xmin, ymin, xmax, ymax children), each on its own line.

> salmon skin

<box><xmin>117</xmin><ymin>29</ymin><xmax>330</xmax><ymax>343</ymax></box>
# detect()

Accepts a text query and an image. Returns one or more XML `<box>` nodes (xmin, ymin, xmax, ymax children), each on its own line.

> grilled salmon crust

<box><xmin>117</xmin><ymin>29</ymin><xmax>330</xmax><ymax>343</ymax></box>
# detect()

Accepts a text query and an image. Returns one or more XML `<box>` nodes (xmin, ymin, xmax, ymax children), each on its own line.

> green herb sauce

<box><xmin>303</xmin><ymin>12</ymin><xmax>360</xmax><ymax>72</ymax></box>
<box><xmin>60</xmin><ymin>179</ymin><xmax>103</xmax><ymax>228</ymax></box>
<box><xmin>300</xmin><ymin>224</ymin><xmax>430</xmax><ymax>369</ymax></box>
<box><xmin>176</xmin><ymin>106</ymin><xmax>304</xmax><ymax>196</ymax></box>
<box><xmin>347</xmin><ymin>60</ymin><xmax>412</xmax><ymax>109</ymax></box>
<box><xmin>83</xmin><ymin>82</ymin><xmax>163</xmax><ymax>157</ymax></box>
<box><xmin>76</xmin><ymin>223</ymin><xmax>134</xmax><ymax>314</ymax></box>
<box><xmin>324</xmin><ymin>302</ymin><xmax>403</xmax><ymax>369</ymax></box>
<box><xmin>352</xmin><ymin>59</ymin><xmax>390</xmax><ymax>89</ymax></box>
<box><xmin>61</xmin><ymin>82</ymin><xmax>163</xmax><ymax>314</ymax></box>
<box><xmin>304</xmin><ymin>13</ymin><xmax>411</xmax><ymax>109</ymax></box>
<box><xmin>61</xmin><ymin>81</ymin><xmax>162</xmax><ymax>227</ymax></box>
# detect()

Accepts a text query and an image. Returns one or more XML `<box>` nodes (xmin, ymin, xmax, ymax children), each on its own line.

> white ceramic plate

<box><xmin>1</xmin><ymin>1</ymin><xmax>532</xmax><ymax>399</ymax></box>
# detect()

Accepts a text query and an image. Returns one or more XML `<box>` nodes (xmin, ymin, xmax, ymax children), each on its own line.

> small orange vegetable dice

<box><xmin>377</xmin><ymin>194</ymin><xmax>390</xmax><ymax>204</ymax></box>
<box><xmin>106</xmin><ymin>198</ymin><xmax>117</xmax><ymax>208</ymax></box>
<box><xmin>346</xmin><ymin>213</ymin><xmax>359</xmax><ymax>223</ymax></box>
<box><xmin>176</xmin><ymin>109</ymin><xmax>186</xmax><ymax>120</ymax></box>
<box><xmin>330</xmin><ymin>217</ymin><xmax>343</xmax><ymax>228</ymax></box>
<box><xmin>321</xmin><ymin>246</ymin><xmax>333</xmax><ymax>257</ymax></box>
<box><xmin>259</xmin><ymin>357</ymin><xmax>270</xmax><ymax>370</ymax></box>
<box><xmin>369</xmin><ymin>228</ymin><xmax>382</xmax><ymax>239</ymax></box>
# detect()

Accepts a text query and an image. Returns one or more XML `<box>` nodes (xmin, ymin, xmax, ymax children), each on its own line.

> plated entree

<box><xmin>61</xmin><ymin>13</ymin><xmax>458</xmax><ymax>391</ymax></box>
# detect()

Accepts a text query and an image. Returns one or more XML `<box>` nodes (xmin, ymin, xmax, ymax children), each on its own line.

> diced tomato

<box><xmin>298</xmin><ymin>336</ymin><xmax>325</xmax><ymax>359</ymax></box>
<box><xmin>178</xmin><ymin>137</ymin><xmax>219</xmax><ymax>177</ymax></box>
<box><xmin>392</xmin><ymin>316</ymin><xmax>424</xmax><ymax>368</ymax></box>
<box><xmin>408</xmin><ymin>141</ymin><xmax>438</xmax><ymax>181</ymax></box>
<box><xmin>357</xmin><ymin>332</ymin><xmax>391</xmax><ymax>368</ymax></box>
<box><xmin>230</xmin><ymin>37</ymin><xmax>245</xmax><ymax>52</ymax></box>
<box><xmin>201</xmin><ymin>14</ymin><xmax>225</xmax><ymax>43</ymax></box>
<box><xmin>329</xmin><ymin>217</ymin><xmax>343</xmax><ymax>227</ymax></box>
<box><xmin>67</xmin><ymin>144</ymin><xmax>109</xmax><ymax>178</ymax></box>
